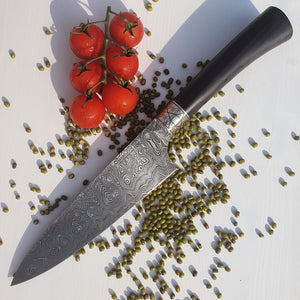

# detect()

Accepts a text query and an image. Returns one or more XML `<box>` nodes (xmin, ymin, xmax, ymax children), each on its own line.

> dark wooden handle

<box><xmin>174</xmin><ymin>6</ymin><xmax>293</xmax><ymax>116</ymax></box>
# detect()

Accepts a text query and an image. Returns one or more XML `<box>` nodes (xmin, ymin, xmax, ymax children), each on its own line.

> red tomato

<box><xmin>69</xmin><ymin>94</ymin><xmax>106</xmax><ymax>128</ymax></box>
<box><xmin>109</xmin><ymin>12</ymin><xmax>144</xmax><ymax>48</ymax></box>
<box><xmin>69</xmin><ymin>24</ymin><xmax>105</xmax><ymax>59</ymax></box>
<box><xmin>106</xmin><ymin>45</ymin><xmax>138</xmax><ymax>80</ymax></box>
<box><xmin>70</xmin><ymin>61</ymin><xmax>103</xmax><ymax>93</ymax></box>
<box><xmin>101</xmin><ymin>82</ymin><xmax>138</xmax><ymax>115</ymax></box>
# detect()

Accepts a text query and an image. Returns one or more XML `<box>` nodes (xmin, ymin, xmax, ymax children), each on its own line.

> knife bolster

<box><xmin>156</xmin><ymin>100</ymin><xmax>190</xmax><ymax>136</ymax></box>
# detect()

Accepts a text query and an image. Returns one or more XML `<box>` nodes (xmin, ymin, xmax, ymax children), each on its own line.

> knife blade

<box><xmin>11</xmin><ymin>6</ymin><xmax>292</xmax><ymax>285</ymax></box>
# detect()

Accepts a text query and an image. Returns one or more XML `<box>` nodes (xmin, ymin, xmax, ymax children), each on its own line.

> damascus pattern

<box><xmin>11</xmin><ymin>104</ymin><xmax>189</xmax><ymax>285</ymax></box>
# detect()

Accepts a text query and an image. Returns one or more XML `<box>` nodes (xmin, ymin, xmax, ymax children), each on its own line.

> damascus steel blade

<box><xmin>11</xmin><ymin>101</ymin><xmax>189</xmax><ymax>285</ymax></box>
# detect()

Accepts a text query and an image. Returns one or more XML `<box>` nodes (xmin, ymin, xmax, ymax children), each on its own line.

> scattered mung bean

<box><xmin>9</xmin><ymin>50</ymin><xmax>16</xmax><ymax>58</ymax></box>
<box><xmin>38</xmin><ymin>64</ymin><xmax>45</xmax><ymax>71</ymax></box>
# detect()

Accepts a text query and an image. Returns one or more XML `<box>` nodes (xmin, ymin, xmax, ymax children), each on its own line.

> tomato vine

<box><xmin>68</xmin><ymin>6</ymin><xmax>144</xmax><ymax>127</ymax></box>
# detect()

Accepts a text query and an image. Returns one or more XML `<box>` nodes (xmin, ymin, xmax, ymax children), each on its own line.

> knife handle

<box><xmin>173</xmin><ymin>6</ymin><xmax>293</xmax><ymax>117</ymax></box>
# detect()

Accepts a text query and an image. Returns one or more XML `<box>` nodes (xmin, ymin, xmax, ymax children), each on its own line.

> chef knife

<box><xmin>11</xmin><ymin>6</ymin><xmax>292</xmax><ymax>285</ymax></box>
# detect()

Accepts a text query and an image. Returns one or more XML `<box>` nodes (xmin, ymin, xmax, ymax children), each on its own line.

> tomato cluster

<box><xmin>68</xmin><ymin>11</ymin><xmax>144</xmax><ymax>128</ymax></box>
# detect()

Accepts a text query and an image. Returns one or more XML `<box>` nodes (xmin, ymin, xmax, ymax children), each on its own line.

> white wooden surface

<box><xmin>0</xmin><ymin>0</ymin><xmax>299</xmax><ymax>299</ymax></box>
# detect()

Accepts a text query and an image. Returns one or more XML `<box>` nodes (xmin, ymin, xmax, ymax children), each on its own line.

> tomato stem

<box><xmin>107</xmin><ymin>37</ymin><xmax>128</xmax><ymax>51</ymax></box>
<box><xmin>108</xmin><ymin>70</ymin><xmax>126</xmax><ymax>86</ymax></box>
<box><xmin>82</xmin><ymin>92</ymin><xmax>93</xmax><ymax>108</ymax></box>
<box><xmin>85</xmin><ymin>79</ymin><xmax>105</xmax><ymax>96</ymax></box>
<box><xmin>82</xmin><ymin>55</ymin><xmax>105</xmax><ymax>67</ymax></box>
<box><xmin>109</xmin><ymin>10</ymin><xmax>138</xmax><ymax>37</ymax></box>
<box><xmin>72</xmin><ymin>23</ymin><xmax>94</xmax><ymax>39</ymax></box>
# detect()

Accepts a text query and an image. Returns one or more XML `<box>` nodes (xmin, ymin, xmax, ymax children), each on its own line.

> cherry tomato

<box><xmin>101</xmin><ymin>82</ymin><xmax>138</xmax><ymax>115</ymax></box>
<box><xmin>70</xmin><ymin>60</ymin><xmax>103</xmax><ymax>93</ymax></box>
<box><xmin>69</xmin><ymin>94</ymin><xmax>106</xmax><ymax>128</ymax></box>
<box><xmin>69</xmin><ymin>24</ymin><xmax>105</xmax><ymax>59</ymax></box>
<box><xmin>106</xmin><ymin>45</ymin><xmax>138</xmax><ymax>80</ymax></box>
<box><xmin>109</xmin><ymin>12</ymin><xmax>144</xmax><ymax>48</ymax></box>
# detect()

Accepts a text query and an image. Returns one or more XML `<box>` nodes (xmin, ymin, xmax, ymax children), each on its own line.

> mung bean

<box><xmin>9</xmin><ymin>50</ymin><xmax>16</xmax><ymax>58</ymax></box>
<box><xmin>3</xmin><ymin>99</ymin><xmax>10</xmax><ymax>108</ymax></box>
<box><xmin>38</xmin><ymin>64</ymin><xmax>44</xmax><ymax>71</ymax></box>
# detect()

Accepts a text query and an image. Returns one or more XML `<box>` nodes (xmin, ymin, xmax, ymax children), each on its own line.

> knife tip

<box><xmin>10</xmin><ymin>272</ymin><xmax>23</xmax><ymax>286</ymax></box>
<box><xmin>11</xmin><ymin>278</ymin><xmax>18</xmax><ymax>286</ymax></box>
<box><xmin>10</xmin><ymin>277</ymin><xmax>18</xmax><ymax>286</ymax></box>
